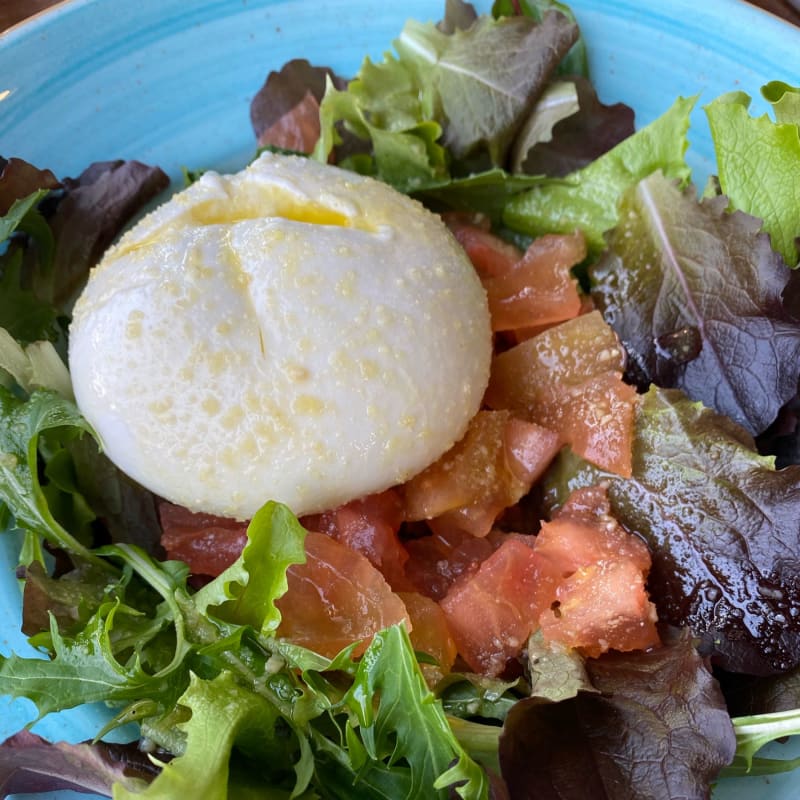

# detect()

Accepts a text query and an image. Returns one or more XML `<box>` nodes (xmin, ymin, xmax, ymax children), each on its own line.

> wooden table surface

<box><xmin>2</xmin><ymin>0</ymin><xmax>800</xmax><ymax>31</ymax></box>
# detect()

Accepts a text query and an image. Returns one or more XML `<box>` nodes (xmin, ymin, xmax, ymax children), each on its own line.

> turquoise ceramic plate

<box><xmin>1</xmin><ymin>0</ymin><xmax>800</xmax><ymax>797</ymax></box>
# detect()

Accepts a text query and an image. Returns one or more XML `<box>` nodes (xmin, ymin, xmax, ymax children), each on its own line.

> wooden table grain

<box><xmin>2</xmin><ymin>0</ymin><xmax>800</xmax><ymax>32</ymax></box>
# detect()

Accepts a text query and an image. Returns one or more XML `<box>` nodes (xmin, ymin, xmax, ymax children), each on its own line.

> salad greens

<box><xmin>2</xmin><ymin>1</ymin><xmax>800</xmax><ymax>799</ymax></box>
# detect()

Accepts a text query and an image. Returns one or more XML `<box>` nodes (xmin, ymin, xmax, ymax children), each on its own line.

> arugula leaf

<box><xmin>503</xmin><ymin>95</ymin><xmax>694</xmax><ymax>252</ymax></box>
<box><xmin>0</xmin><ymin>387</ymin><xmax>103</xmax><ymax>565</ymax></box>
<box><xmin>705</xmin><ymin>90</ymin><xmax>800</xmax><ymax>266</ymax></box>
<box><xmin>336</xmin><ymin>624</ymin><xmax>488</xmax><ymax>799</ymax></box>
<box><xmin>542</xmin><ymin>386</ymin><xmax>800</xmax><ymax>676</ymax></box>
<box><xmin>0</xmin><ymin>598</ymin><xmax>184</xmax><ymax>716</ymax></box>
<box><xmin>0</xmin><ymin>189</ymin><xmax>51</xmax><ymax>246</ymax></box>
<box><xmin>590</xmin><ymin>171</ymin><xmax>800</xmax><ymax>436</ymax></box>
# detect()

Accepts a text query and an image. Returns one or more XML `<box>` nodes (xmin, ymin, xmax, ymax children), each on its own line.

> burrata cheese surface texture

<box><xmin>69</xmin><ymin>153</ymin><xmax>492</xmax><ymax>519</ymax></box>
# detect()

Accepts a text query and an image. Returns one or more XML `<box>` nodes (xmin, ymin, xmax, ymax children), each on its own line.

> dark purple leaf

<box><xmin>21</xmin><ymin>559</ymin><xmax>108</xmax><ymax>637</ymax></box>
<box><xmin>518</xmin><ymin>75</ymin><xmax>635</xmax><ymax>177</ymax></box>
<box><xmin>718</xmin><ymin>664</ymin><xmax>800</xmax><ymax>717</ymax></box>
<box><xmin>590</xmin><ymin>172</ymin><xmax>800</xmax><ymax>435</ymax></box>
<box><xmin>0</xmin><ymin>730</ymin><xmax>157</xmax><ymax>798</ymax></box>
<box><xmin>542</xmin><ymin>386</ymin><xmax>800</xmax><ymax>675</ymax></box>
<box><xmin>438</xmin><ymin>0</ymin><xmax>478</xmax><ymax>33</ymax></box>
<box><xmin>48</xmin><ymin>160</ymin><xmax>169</xmax><ymax>307</ymax></box>
<box><xmin>499</xmin><ymin>629</ymin><xmax>735</xmax><ymax>800</ymax></box>
<box><xmin>0</xmin><ymin>158</ymin><xmax>60</xmax><ymax>215</ymax></box>
<box><xmin>249</xmin><ymin>59</ymin><xmax>345</xmax><ymax>144</ymax></box>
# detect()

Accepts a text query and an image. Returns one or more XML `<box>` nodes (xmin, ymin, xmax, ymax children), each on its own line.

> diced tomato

<box><xmin>276</xmin><ymin>531</ymin><xmax>409</xmax><ymax>658</ymax></box>
<box><xmin>482</xmin><ymin>232</ymin><xmax>585</xmax><ymax>332</ymax></box>
<box><xmin>300</xmin><ymin>490</ymin><xmax>411</xmax><ymax>590</ymax></box>
<box><xmin>404</xmin><ymin>527</ymin><xmax>495</xmax><ymax>600</ymax></box>
<box><xmin>440</xmin><ymin>538</ymin><xmax>551</xmax><ymax>676</ymax></box>
<box><xmin>484</xmin><ymin>311</ymin><xmax>637</xmax><ymax>477</ymax></box>
<box><xmin>399</xmin><ymin>591</ymin><xmax>457</xmax><ymax>675</ymax></box>
<box><xmin>159</xmin><ymin>502</ymin><xmax>248</xmax><ymax>577</ymax></box>
<box><xmin>442</xmin><ymin>212</ymin><xmax>522</xmax><ymax>278</ymax></box>
<box><xmin>401</xmin><ymin>410</ymin><xmax>560</xmax><ymax>538</ymax></box>
<box><xmin>534</xmin><ymin>485</ymin><xmax>659</xmax><ymax>657</ymax></box>
<box><xmin>539</xmin><ymin>559</ymin><xmax>659</xmax><ymax>658</ymax></box>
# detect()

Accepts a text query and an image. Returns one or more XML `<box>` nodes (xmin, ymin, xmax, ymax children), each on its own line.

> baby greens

<box><xmin>2</xmin><ymin>1</ymin><xmax>800</xmax><ymax>798</ymax></box>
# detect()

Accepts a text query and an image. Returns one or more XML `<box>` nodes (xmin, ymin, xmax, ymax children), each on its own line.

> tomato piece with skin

<box><xmin>440</xmin><ymin>537</ymin><xmax>551</xmax><ymax>677</ymax></box>
<box><xmin>535</xmin><ymin>485</ymin><xmax>659</xmax><ymax>657</ymax></box>
<box><xmin>402</xmin><ymin>410</ymin><xmax>560</xmax><ymax>537</ymax></box>
<box><xmin>276</xmin><ymin>531</ymin><xmax>409</xmax><ymax>658</ymax></box>
<box><xmin>539</xmin><ymin>559</ymin><xmax>659</xmax><ymax>658</ymax></box>
<box><xmin>159</xmin><ymin>502</ymin><xmax>248</xmax><ymax>577</ymax></box>
<box><xmin>442</xmin><ymin>212</ymin><xmax>522</xmax><ymax>278</ymax></box>
<box><xmin>484</xmin><ymin>311</ymin><xmax>637</xmax><ymax>477</ymax></box>
<box><xmin>482</xmin><ymin>232</ymin><xmax>585</xmax><ymax>332</ymax></box>
<box><xmin>399</xmin><ymin>590</ymin><xmax>457</xmax><ymax>676</ymax></box>
<box><xmin>300</xmin><ymin>489</ymin><xmax>411</xmax><ymax>591</ymax></box>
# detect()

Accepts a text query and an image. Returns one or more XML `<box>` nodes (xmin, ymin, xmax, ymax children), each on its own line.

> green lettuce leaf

<box><xmin>503</xmin><ymin>95</ymin><xmax>695</xmax><ymax>252</ymax></box>
<box><xmin>0</xmin><ymin>387</ymin><xmax>101</xmax><ymax>564</ymax></box>
<box><xmin>112</xmin><ymin>671</ymin><xmax>293</xmax><ymax>800</ymax></box>
<box><xmin>705</xmin><ymin>90</ymin><xmax>800</xmax><ymax>266</ymax></box>
<box><xmin>314</xmin><ymin>7</ymin><xmax>577</xmax><ymax>191</ymax></box>
<box><xmin>395</xmin><ymin>11</ymin><xmax>578</xmax><ymax>163</ymax></box>
<box><xmin>193</xmin><ymin>502</ymin><xmax>307</xmax><ymax>635</ymax></box>
<box><xmin>762</xmin><ymin>80</ymin><xmax>800</xmax><ymax>125</ymax></box>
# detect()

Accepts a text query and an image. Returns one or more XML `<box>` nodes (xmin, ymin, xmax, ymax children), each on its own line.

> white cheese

<box><xmin>69</xmin><ymin>152</ymin><xmax>492</xmax><ymax>519</ymax></box>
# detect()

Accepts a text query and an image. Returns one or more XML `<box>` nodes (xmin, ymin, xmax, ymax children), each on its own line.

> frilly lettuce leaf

<box><xmin>705</xmin><ymin>90</ymin><xmax>800</xmax><ymax>266</ymax></box>
<box><xmin>503</xmin><ymin>95</ymin><xmax>694</xmax><ymax>252</ymax></box>
<box><xmin>590</xmin><ymin>171</ymin><xmax>800</xmax><ymax>436</ymax></box>
<box><xmin>193</xmin><ymin>501</ymin><xmax>307</xmax><ymax>635</ymax></box>
<box><xmin>762</xmin><ymin>80</ymin><xmax>800</xmax><ymax>125</ymax></box>
<box><xmin>395</xmin><ymin>11</ymin><xmax>578</xmax><ymax>163</ymax></box>
<box><xmin>313</xmin><ymin>7</ymin><xmax>578</xmax><ymax>190</ymax></box>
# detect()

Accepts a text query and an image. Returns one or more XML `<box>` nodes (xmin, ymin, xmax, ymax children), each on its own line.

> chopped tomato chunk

<box><xmin>159</xmin><ymin>502</ymin><xmax>248</xmax><ymax>577</ymax></box>
<box><xmin>399</xmin><ymin>591</ymin><xmax>457</xmax><ymax>676</ymax></box>
<box><xmin>482</xmin><ymin>232</ymin><xmax>585</xmax><ymax>332</ymax></box>
<box><xmin>539</xmin><ymin>559</ymin><xmax>659</xmax><ymax>658</ymax></box>
<box><xmin>440</xmin><ymin>538</ymin><xmax>550</xmax><ymax>676</ymax></box>
<box><xmin>442</xmin><ymin>212</ymin><xmax>522</xmax><ymax>278</ymax></box>
<box><xmin>301</xmin><ymin>490</ymin><xmax>411</xmax><ymax>590</ymax></box>
<box><xmin>485</xmin><ymin>311</ymin><xmax>637</xmax><ymax>476</ymax></box>
<box><xmin>401</xmin><ymin>410</ymin><xmax>560</xmax><ymax>537</ymax></box>
<box><xmin>276</xmin><ymin>531</ymin><xmax>409</xmax><ymax>658</ymax></box>
<box><xmin>535</xmin><ymin>485</ymin><xmax>659</xmax><ymax>657</ymax></box>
